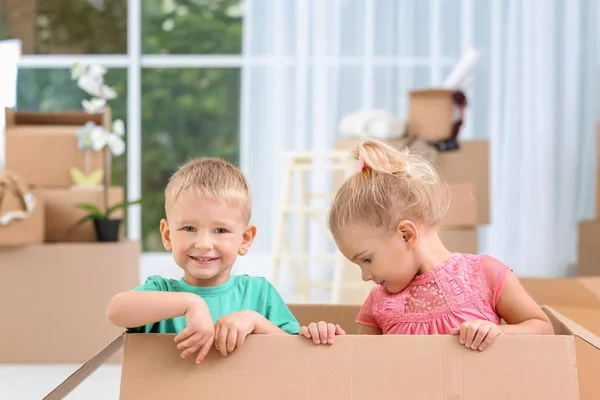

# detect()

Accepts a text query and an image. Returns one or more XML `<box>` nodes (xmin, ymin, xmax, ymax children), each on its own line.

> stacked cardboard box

<box><xmin>577</xmin><ymin>124</ymin><xmax>600</xmax><ymax>276</ymax></box>
<box><xmin>0</xmin><ymin>108</ymin><xmax>140</xmax><ymax>363</ymax></box>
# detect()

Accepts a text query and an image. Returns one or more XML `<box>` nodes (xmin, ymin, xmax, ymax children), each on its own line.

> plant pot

<box><xmin>93</xmin><ymin>218</ymin><xmax>121</xmax><ymax>242</ymax></box>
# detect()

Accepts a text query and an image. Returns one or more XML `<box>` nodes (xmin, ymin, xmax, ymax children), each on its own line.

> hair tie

<box><xmin>357</xmin><ymin>155</ymin><xmax>368</xmax><ymax>172</ymax></box>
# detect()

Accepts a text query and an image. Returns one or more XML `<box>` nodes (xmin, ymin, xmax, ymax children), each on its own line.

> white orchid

<box><xmin>82</xmin><ymin>98</ymin><xmax>106</xmax><ymax>113</ymax></box>
<box><xmin>112</xmin><ymin>119</ymin><xmax>125</xmax><ymax>137</ymax></box>
<box><xmin>71</xmin><ymin>62</ymin><xmax>117</xmax><ymax>101</ymax></box>
<box><xmin>71</xmin><ymin>62</ymin><xmax>125</xmax><ymax>157</ymax></box>
<box><xmin>76</xmin><ymin>120</ymin><xmax>126</xmax><ymax>157</ymax></box>
<box><xmin>106</xmin><ymin>133</ymin><xmax>126</xmax><ymax>156</ymax></box>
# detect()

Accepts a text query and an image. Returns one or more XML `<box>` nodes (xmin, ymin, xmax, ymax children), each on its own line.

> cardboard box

<box><xmin>578</xmin><ymin>220</ymin><xmax>600</xmax><ymax>276</ymax></box>
<box><xmin>4</xmin><ymin>108</ymin><xmax>112</xmax><ymax>187</ymax></box>
<box><xmin>334</xmin><ymin>139</ymin><xmax>490</xmax><ymax>224</ymax></box>
<box><xmin>43</xmin><ymin>186</ymin><xmax>124</xmax><ymax>242</ymax></box>
<box><xmin>43</xmin><ymin>304</ymin><xmax>600</xmax><ymax>400</ymax></box>
<box><xmin>407</xmin><ymin>89</ymin><xmax>458</xmax><ymax>142</ymax></box>
<box><xmin>0</xmin><ymin>188</ymin><xmax>45</xmax><ymax>246</ymax></box>
<box><xmin>443</xmin><ymin>182</ymin><xmax>477</xmax><ymax>227</ymax></box>
<box><xmin>0</xmin><ymin>241</ymin><xmax>140</xmax><ymax>363</ymax></box>
<box><xmin>439</xmin><ymin>228</ymin><xmax>478</xmax><ymax>254</ymax></box>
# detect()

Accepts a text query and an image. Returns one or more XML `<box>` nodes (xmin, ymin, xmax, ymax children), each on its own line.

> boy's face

<box><xmin>160</xmin><ymin>191</ymin><xmax>256</xmax><ymax>287</ymax></box>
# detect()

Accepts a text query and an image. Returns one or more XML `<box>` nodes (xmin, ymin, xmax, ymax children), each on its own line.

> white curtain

<box><xmin>481</xmin><ymin>0</ymin><xmax>598</xmax><ymax>277</ymax></box>
<box><xmin>240</xmin><ymin>0</ymin><xmax>598</xmax><ymax>292</ymax></box>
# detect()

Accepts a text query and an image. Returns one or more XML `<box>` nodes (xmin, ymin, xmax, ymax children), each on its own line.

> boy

<box><xmin>106</xmin><ymin>158</ymin><xmax>300</xmax><ymax>364</ymax></box>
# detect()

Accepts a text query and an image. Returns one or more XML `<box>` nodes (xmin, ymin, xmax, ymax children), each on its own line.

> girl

<box><xmin>300</xmin><ymin>138</ymin><xmax>553</xmax><ymax>351</ymax></box>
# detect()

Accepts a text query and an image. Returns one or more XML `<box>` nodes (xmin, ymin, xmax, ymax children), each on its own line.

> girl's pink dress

<box><xmin>356</xmin><ymin>253</ymin><xmax>512</xmax><ymax>334</ymax></box>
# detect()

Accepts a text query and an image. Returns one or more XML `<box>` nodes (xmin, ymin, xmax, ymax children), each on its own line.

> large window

<box><xmin>3</xmin><ymin>0</ymin><xmax>244</xmax><ymax>252</ymax></box>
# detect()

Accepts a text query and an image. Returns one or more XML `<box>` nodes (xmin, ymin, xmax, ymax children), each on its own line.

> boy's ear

<box><xmin>238</xmin><ymin>224</ymin><xmax>257</xmax><ymax>256</ymax></box>
<box><xmin>160</xmin><ymin>219</ymin><xmax>173</xmax><ymax>252</ymax></box>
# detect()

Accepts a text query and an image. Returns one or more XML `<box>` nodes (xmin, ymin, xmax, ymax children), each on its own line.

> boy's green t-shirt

<box><xmin>127</xmin><ymin>274</ymin><xmax>300</xmax><ymax>335</ymax></box>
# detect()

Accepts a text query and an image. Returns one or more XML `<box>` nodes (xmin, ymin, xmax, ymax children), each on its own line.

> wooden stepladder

<box><xmin>270</xmin><ymin>151</ymin><xmax>355</xmax><ymax>303</ymax></box>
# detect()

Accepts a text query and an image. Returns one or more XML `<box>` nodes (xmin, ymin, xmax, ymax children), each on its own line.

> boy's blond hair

<box><xmin>165</xmin><ymin>157</ymin><xmax>252</xmax><ymax>222</ymax></box>
<box><xmin>329</xmin><ymin>138</ymin><xmax>449</xmax><ymax>234</ymax></box>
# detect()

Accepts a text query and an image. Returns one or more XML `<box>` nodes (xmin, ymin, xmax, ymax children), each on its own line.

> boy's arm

<box><xmin>258</xmin><ymin>282</ymin><xmax>300</xmax><ymax>335</ymax></box>
<box><xmin>106</xmin><ymin>290</ymin><xmax>206</xmax><ymax>328</ymax></box>
<box><xmin>252</xmin><ymin>312</ymin><xmax>289</xmax><ymax>334</ymax></box>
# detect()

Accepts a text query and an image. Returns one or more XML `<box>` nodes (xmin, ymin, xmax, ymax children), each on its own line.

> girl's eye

<box><xmin>183</xmin><ymin>226</ymin><xmax>196</xmax><ymax>232</ymax></box>
<box><xmin>214</xmin><ymin>228</ymin><xmax>228</xmax><ymax>234</ymax></box>
<box><xmin>362</xmin><ymin>257</ymin><xmax>372</xmax><ymax>264</ymax></box>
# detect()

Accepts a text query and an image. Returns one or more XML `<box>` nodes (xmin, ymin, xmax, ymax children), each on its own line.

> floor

<box><xmin>0</xmin><ymin>364</ymin><xmax>122</xmax><ymax>399</ymax></box>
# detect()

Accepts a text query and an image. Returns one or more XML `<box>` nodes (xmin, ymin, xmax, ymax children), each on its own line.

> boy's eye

<box><xmin>214</xmin><ymin>227</ymin><xmax>228</xmax><ymax>234</ymax></box>
<box><xmin>182</xmin><ymin>226</ymin><xmax>196</xmax><ymax>232</ymax></box>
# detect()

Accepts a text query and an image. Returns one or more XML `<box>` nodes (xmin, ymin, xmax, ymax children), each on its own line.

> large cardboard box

<box><xmin>4</xmin><ymin>108</ymin><xmax>112</xmax><ymax>187</ymax></box>
<box><xmin>0</xmin><ymin>241</ymin><xmax>140</xmax><ymax>363</ymax></box>
<box><xmin>43</xmin><ymin>304</ymin><xmax>600</xmax><ymax>400</ymax></box>
<box><xmin>578</xmin><ymin>220</ymin><xmax>600</xmax><ymax>276</ymax></box>
<box><xmin>43</xmin><ymin>186</ymin><xmax>124</xmax><ymax>242</ymax></box>
<box><xmin>334</xmin><ymin>139</ymin><xmax>490</xmax><ymax>224</ymax></box>
<box><xmin>0</xmin><ymin>189</ymin><xmax>45</xmax><ymax>246</ymax></box>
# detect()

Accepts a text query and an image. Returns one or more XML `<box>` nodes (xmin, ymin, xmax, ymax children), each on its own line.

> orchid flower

<box><xmin>82</xmin><ymin>98</ymin><xmax>106</xmax><ymax>113</ymax></box>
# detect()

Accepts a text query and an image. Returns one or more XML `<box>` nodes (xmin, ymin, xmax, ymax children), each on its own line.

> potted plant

<box><xmin>67</xmin><ymin>62</ymin><xmax>141</xmax><ymax>242</ymax></box>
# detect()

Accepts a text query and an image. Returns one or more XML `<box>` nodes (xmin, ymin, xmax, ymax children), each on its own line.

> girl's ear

<box><xmin>397</xmin><ymin>220</ymin><xmax>418</xmax><ymax>248</ymax></box>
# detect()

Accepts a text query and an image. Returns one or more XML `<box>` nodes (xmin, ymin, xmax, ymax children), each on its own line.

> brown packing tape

<box><xmin>12</xmin><ymin>108</ymin><xmax>111</xmax><ymax>128</ymax></box>
<box><xmin>43</xmin><ymin>334</ymin><xmax>125</xmax><ymax>400</ymax></box>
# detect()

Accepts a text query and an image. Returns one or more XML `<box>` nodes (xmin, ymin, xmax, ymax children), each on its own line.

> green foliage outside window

<box><xmin>8</xmin><ymin>0</ymin><xmax>243</xmax><ymax>251</ymax></box>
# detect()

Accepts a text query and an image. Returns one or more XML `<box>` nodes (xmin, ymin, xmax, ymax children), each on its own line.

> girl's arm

<box><xmin>496</xmin><ymin>272</ymin><xmax>554</xmax><ymax>335</ymax></box>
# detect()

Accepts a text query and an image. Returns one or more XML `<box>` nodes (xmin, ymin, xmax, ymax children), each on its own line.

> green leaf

<box><xmin>66</xmin><ymin>214</ymin><xmax>95</xmax><ymax>234</ymax></box>
<box><xmin>75</xmin><ymin>203</ymin><xmax>106</xmax><ymax>219</ymax></box>
<box><xmin>106</xmin><ymin>199</ymin><xmax>142</xmax><ymax>218</ymax></box>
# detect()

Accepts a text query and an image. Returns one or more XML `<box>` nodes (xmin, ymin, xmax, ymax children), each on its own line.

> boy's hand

<box><xmin>214</xmin><ymin>310</ymin><xmax>258</xmax><ymax>356</ymax></box>
<box><xmin>451</xmin><ymin>319</ymin><xmax>502</xmax><ymax>351</ymax></box>
<box><xmin>174</xmin><ymin>297</ymin><xmax>215</xmax><ymax>364</ymax></box>
<box><xmin>300</xmin><ymin>321</ymin><xmax>346</xmax><ymax>344</ymax></box>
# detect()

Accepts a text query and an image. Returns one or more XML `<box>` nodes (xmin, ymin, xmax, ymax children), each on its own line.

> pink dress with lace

<box><xmin>356</xmin><ymin>253</ymin><xmax>512</xmax><ymax>334</ymax></box>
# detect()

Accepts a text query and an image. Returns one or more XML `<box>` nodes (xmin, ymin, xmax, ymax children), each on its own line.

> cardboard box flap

<box><xmin>543</xmin><ymin>305</ymin><xmax>600</xmax><ymax>347</ymax></box>
<box><xmin>519</xmin><ymin>278</ymin><xmax>600</xmax><ymax>308</ymax></box>
<box><xmin>116</xmin><ymin>334</ymin><xmax>576</xmax><ymax>399</ymax></box>
<box><xmin>43</xmin><ymin>334</ymin><xmax>125</xmax><ymax>400</ymax></box>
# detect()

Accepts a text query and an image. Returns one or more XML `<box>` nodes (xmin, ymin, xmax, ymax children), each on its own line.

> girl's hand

<box><xmin>299</xmin><ymin>321</ymin><xmax>346</xmax><ymax>344</ymax></box>
<box><xmin>451</xmin><ymin>319</ymin><xmax>502</xmax><ymax>351</ymax></box>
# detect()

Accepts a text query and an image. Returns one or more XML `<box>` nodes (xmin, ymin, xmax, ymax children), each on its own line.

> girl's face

<box><xmin>334</xmin><ymin>221</ymin><xmax>421</xmax><ymax>293</ymax></box>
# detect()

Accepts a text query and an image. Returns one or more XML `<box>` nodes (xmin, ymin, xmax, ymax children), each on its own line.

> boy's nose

<box><xmin>194</xmin><ymin>234</ymin><xmax>214</xmax><ymax>250</ymax></box>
